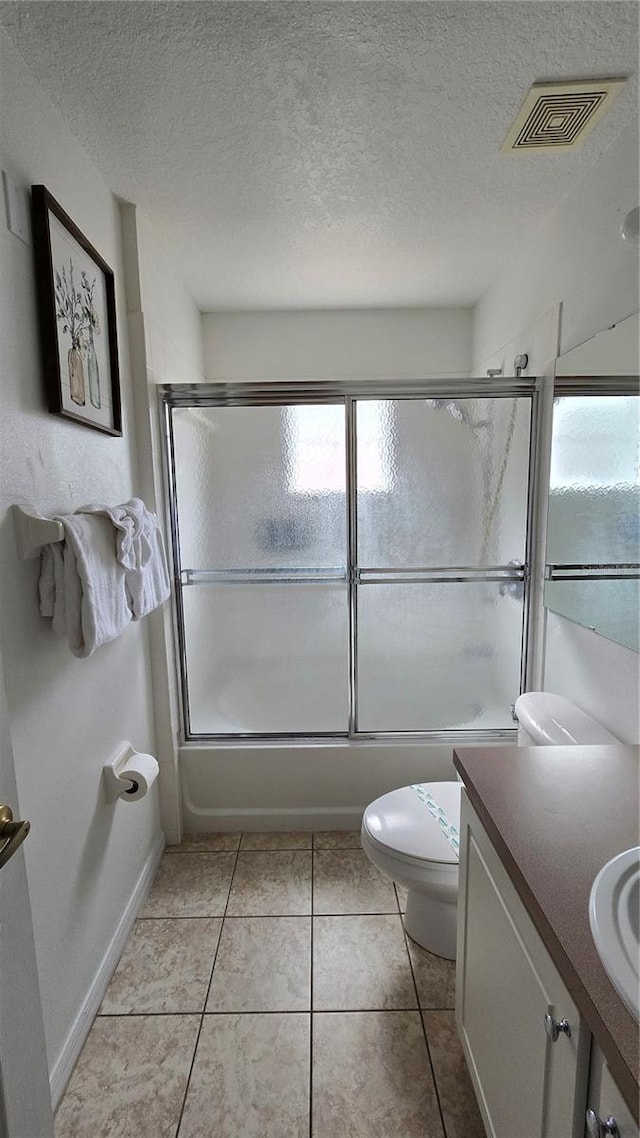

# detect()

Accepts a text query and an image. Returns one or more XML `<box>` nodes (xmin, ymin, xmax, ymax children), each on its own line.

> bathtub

<box><xmin>180</xmin><ymin>735</ymin><xmax>513</xmax><ymax>833</ymax></box>
<box><xmin>186</xmin><ymin>656</ymin><xmax>514</xmax><ymax>737</ymax></box>
<box><xmin>181</xmin><ymin>649</ymin><xmax>516</xmax><ymax>832</ymax></box>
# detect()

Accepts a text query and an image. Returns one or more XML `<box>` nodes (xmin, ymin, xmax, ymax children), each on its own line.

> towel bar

<box><xmin>13</xmin><ymin>506</ymin><xmax>65</xmax><ymax>560</ymax></box>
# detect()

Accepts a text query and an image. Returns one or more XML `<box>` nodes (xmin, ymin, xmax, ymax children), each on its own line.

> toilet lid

<box><xmin>363</xmin><ymin>782</ymin><xmax>461</xmax><ymax>866</ymax></box>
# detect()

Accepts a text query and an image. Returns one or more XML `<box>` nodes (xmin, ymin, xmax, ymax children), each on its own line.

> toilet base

<box><xmin>404</xmin><ymin>888</ymin><xmax>457</xmax><ymax>960</ymax></box>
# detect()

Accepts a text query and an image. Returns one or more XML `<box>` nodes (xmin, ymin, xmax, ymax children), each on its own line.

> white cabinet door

<box><xmin>456</xmin><ymin>791</ymin><xmax>589</xmax><ymax>1138</ymax></box>
<box><xmin>586</xmin><ymin>1045</ymin><xmax>639</xmax><ymax>1138</ymax></box>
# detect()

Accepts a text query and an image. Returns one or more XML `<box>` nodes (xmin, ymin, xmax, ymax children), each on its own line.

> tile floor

<box><xmin>55</xmin><ymin>831</ymin><xmax>486</xmax><ymax>1138</ymax></box>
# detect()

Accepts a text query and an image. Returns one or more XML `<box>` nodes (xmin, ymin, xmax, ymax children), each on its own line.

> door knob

<box><xmin>0</xmin><ymin>804</ymin><xmax>30</xmax><ymax>870</ymax></box>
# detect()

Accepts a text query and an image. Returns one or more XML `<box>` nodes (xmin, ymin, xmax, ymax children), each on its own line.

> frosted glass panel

<box><xmin>183</xmin><ymin>584</ymin><xmax>349</xmax><ymax>734</ymax></box>
<box><xmin>168</xmin><ymin>392</ymin><xmax>533</xmax><ymax>736</ymax></box>
<box><xmin>357</xmin><ymin>398</ymin><xmax>531</xmax><ymax>567</ymax></box>
<box><xmin>548</xmin><ymin>396</ymin><xmax>640</xmax><ymax>563</ymax></box>
<box><xmin>173</xmin><ymin>405</ymin><xmax>346</xmax><ymax>569</ymax></box>
<box><xmin>357</xmin><ymin>583</ymin><xmax>523</xmax><ymax>731</ymax></box>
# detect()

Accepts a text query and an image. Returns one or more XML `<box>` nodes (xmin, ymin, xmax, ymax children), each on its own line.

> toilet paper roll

<box><xmin>117</xmin><ymin>752</ymin><xmax>159</xmax><ymax>802</ymax></box>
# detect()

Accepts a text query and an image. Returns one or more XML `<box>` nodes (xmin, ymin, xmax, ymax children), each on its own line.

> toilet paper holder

<box><xmin>103</xmin><ymin>742</ymin><xmax>158</xmax><ymax>803</ymax></box>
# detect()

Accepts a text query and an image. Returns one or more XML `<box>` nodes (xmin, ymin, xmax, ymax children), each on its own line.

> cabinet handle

<box><xmin>543</xmin><ymin>1013</ymin><xmax>571</xmax><ymax>1042</ymax></box>
<box><xmin>585</xmin><ymin>1109</ymin><xmax>619</xmax><ymax>1137</ymax></box>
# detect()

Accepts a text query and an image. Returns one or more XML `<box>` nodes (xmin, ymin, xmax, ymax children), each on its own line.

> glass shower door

<box><xmin>171</xmin><ymin>403</ymin><xmax>349</xmax><ymax>735</ymax></box>
<box><xmin>354</xmin><ymin>396</ymin><xmax>532</xmax><ymax>732</ymax></box>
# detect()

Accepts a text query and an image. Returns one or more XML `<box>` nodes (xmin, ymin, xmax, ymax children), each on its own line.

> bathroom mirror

<box><xmin>545</xmin><ymin>313</ymin><xmax>639</xmax><ymax>651</ymax></box>
<box><xmin>555</xmin><ymin>311</ymin><xmax>639</xmax><ymax>376</ymax></box>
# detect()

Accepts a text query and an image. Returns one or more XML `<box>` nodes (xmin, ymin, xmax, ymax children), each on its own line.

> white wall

<box><xmin>120</xmin><ymin>203</ymin><xmax>205</xmax><ymax>844</ymax></box>
<box><xmin>0</xmin><ymin>30</ymin><xmax>162</xmax><ymax>1098</ymax></box>
<box><xmin>473</xmin><ymin>120</ymin><xmax>639</xmax><ymax>367</ymax></box>
<box><xmin>203</xmin><ymin>307</ymin><xmax>472</xmax><ymax>380</ymax></box>
<box><xmin>472</xmin><ymin>119</ymin><xmax>639</xmax><ymax>741</ymax></box>
<box><xmin>134</xmin><ymin>209</ymin><xmax>204</xmax><ymax>388</ymax></box>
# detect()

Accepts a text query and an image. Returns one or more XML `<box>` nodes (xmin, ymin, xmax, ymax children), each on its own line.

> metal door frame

<box><xmin>161</xmin><ymin>377</ymin><xmax>540</xmax><ymax>742</ymax></box>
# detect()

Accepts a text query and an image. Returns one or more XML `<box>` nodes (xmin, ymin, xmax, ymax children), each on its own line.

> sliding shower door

<box><xmin>171</xmin><ymin>404</ymin><xmax>349</xmax><ymax>734</ymax></box>
<box><xmin>164</xmin><ymin>381</ymin><xmax>536</xmax><ymax>739</ymax></box>
<box><xmin>354</xmin><ymin>397</ymin><xmax>532</xmax><ymax>731</ymax></box>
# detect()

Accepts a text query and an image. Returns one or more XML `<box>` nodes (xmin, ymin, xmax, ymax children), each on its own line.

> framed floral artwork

<box><xmin>31</xmin><ymin>185</ymin><xmax>122</xmax><ymax>436</ymax></box>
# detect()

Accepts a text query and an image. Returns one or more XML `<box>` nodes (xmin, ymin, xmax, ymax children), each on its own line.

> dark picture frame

<box><xmin>31</xmin><ymin>185</ymin><xmax>122</xmax><ymax>436</ymax></box>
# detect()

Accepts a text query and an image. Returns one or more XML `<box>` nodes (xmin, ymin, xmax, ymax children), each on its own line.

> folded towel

<box><xmin>63</xmin><ymin>514</ymin><xmax>132</xmax><ymax>657</ymax></box>
<box><xmin>38</xmin><ymin>502</ymin><xmax>170</xmax><ymax>655</ymax></box>
<box><xmin>38</xmin><ymin>514</ymin><xmax>131</xmax><ymax>657</ymax></box>
<box><xmin>38</xmin><ymin>545</ymin><xmax>56</xmax><ymax>617</ymax></box>
<box><xmin>77</xmin><ymin>499</ymin><xmax>170</xmax><ymax>620</ymax></box>
<box><xmin>125</xmin><ymin>512</ymin><xmax>171</xmax><ymax>619</ymax></box>
<box><xmin>79</xmin><ymin>498</ymin><xmax>152</xmax><ymax>572</ymax></box>
<box><xmin>39</xmin><ymin>541</ymin><xmax>68</xmax><ymax>640</ymax></box>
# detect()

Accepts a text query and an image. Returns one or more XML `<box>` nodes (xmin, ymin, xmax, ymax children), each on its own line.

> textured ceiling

<box><xmin>0</xmin><ymin>1</ymin><xmax>637</xmax><ymax>310</ymax></box>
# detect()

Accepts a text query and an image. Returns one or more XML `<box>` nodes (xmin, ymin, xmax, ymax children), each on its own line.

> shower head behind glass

<box><xmin>424</xmin><ymin>398</ymin><xmax>490</xmax><ymax>428</ymax></box>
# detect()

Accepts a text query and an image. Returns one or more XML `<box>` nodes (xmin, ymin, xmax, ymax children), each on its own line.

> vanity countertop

<box><xmin>453</xmin><ymin>743</ymin><xmax>640</xmax><ymax>1120</ymax></box>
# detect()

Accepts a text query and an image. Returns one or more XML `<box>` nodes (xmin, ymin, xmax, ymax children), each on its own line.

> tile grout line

<box><xmin>167</xmin><ymin>846</ymin><xmax>315</xmax><ymax>854</ymax></box>
<box><xmin>400</xmin><ymin>916</ymin><xmax>449</xmax><ymax>1138</ymax></box>
<box><xmin>173</xmin><ymin>835</ymin><xmax>242</xmax><ymax>1138</ymax></box>
<box><xmin>166</xmin><ymin>846</ymin><xmax>243</xmax><ymax>854</ymax></box>
<box><xmin>95</xmin><ymin>1004</ymin><xmax>455</xmax><ymax>1017</ymax></box>
<box><xmin>137</xmin><ymin>908</ymin><xmax>400</xmax><ymax>920</ymax></box>
<box><xmin>136</xmin><ymin>912</ymin><xmax>316</xmax><ymax>921</ymax></box>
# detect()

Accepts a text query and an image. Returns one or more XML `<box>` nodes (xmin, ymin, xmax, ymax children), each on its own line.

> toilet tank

<box><xmin>514</xmin><ymin>692</ymin><xmax>620</xmax><ymax>746</ymax></box>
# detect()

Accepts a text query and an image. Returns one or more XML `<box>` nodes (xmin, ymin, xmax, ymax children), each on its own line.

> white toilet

<box><xmin>360</xmin><ymin>693</ymin><xmax>620</xmax><ymax>960</ymax></box>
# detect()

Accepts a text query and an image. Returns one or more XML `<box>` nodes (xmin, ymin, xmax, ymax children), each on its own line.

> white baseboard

<box><xmin>182</xmin><ymin>805</ymin><xmax>364</xmax><ymax>833</ymax></box>
<box><xmin>49</xmin><ymin>834</ymin><xmax>165</xmax><ymax>1110</ymax></box>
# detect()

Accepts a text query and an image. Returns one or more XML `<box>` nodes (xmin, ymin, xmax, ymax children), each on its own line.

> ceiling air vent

<box><xmin>501</xmin><ymin>78</ymin><xmax>626</xmax><ymax>154</ymax></box>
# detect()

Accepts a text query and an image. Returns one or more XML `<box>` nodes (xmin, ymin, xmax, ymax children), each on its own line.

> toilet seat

<box><xmin>362</xmin><ymin>782</ymin><xmax>461</xmax><ymax>868</ymax></box>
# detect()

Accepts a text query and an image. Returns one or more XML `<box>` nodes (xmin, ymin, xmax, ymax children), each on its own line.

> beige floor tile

<box><xmin>55</xmin><ymin>1015</ymin><xmax>199</xmax><ymax>1138</ymax></box>
<box><xmin>313</xmin><ymin>830</ymin><xmax>362</xmax><ymax>849</ymax></box>
<box><xmin>312</xmin><ymin>1011</ymin><xmax>443</xmax><ymax>1138</ymax></box>
<box><xmin>140</xmin><ymin>852</ymin><xmax>236</xmax><ymax>917</ymax></box>
<box><xmin>406</xmin><ymin>936</ymin><xmax>456</xmax><ymax>1008</ymax></box>
<box><xmin>313</xmin><ymin>915</ymin><xmax>417</xmax><ymax>1010</ymax></box>
<box><xmin>423</xmin><ymin>1011</ymin><xmax>486</xmax><ymax>1138</ymax></box>
<box><xmin>100</xmin><ymin>918</ymin><xmax>222</xmax><ymax>1014</ymax></box>
<box><xmin>167</xmin><ymin>832</ymin><xmax>241</xmax><ymax>852</ymax></box>
<box><xmin>227</xmin><ymin>850</ymin><xmax>312</xmax><ymax>915</ymax></box>
<box><xmin>178</xmin><ymin>1013</ymin><xmax>310</xmax><ymax>1138</ymax></box>
<box><xmin>394</xmin><ymin>882</ymin><xmax>408</xmax><ymax>912</ymax></box>
<box><xmin>207</xmin><ymin>917</ymin><xmax>311</xmax><ymax>1011</ymax></box>
<box><xmin>240</xmin><ymin>831</ymin><xmax>312</xmax><ymax>850</ymax></box>
<box><xmin>313</xmin><ymin>850</ymin><xmax>397</xmax><ymax>914</ymax></box>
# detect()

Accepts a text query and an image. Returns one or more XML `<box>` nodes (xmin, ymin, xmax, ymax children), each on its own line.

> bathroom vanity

<box><xmin>453</xmin><ymin>744</ymin><xmax>639</xmax><ymax>1138</ymax></box>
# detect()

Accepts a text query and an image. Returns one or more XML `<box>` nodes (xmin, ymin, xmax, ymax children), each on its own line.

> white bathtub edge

<box><xmin>181</xmin><ymin>801</ymin><xmax>364</xmax><ymax>832</ymax></box>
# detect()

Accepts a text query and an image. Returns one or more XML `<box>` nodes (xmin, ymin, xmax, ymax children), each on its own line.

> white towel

<box><xmin>125</xmin><ymin>512</ymin><xmax>171</xmax><ymax>619</ymax></box>
<box><xmin>38</xmin><ymin>544</ymin><xmax>57</xmax><ymax>617</ymax></box>
<box><xmin>79</xmin><ymin>498</ymin><xmax>152</xmax><ymax>572</ymax></box>
<box><xmin>77</xmin><ymin>500</ymin><xmax>170</xmax><ymax>619</ymax></box>
<box><xmin>39</xmin><ymin>514</ymin><xmax>131</xmax><ymax>657</ymax></box>
<box><xmin>64</xmin><ymin>514</ymin><xmax>131</xmax><ymax>656</ymax></box>
<box><xmin>39</xmin><ymin>541</ymin><xmax>68</xmax><ymax>640</ymax></box>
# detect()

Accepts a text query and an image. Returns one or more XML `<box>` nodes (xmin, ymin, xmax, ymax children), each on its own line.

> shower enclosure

<box><xmin>162</xmin><ymin>379</ymin><xmax>537</xmax><ymax>740</ymax></box>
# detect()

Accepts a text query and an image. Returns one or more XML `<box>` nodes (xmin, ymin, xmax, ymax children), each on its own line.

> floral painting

<box><xmin>31</xmin><ymin>185</ymin><xmax>122</xmax><ymax>436</ymax></box>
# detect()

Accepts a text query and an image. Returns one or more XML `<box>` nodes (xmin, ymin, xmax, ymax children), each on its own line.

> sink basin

<box><xmin>589</xmin><ymin>846</ymin><xmax>640</xmax><ymax>1022</ymax></box>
